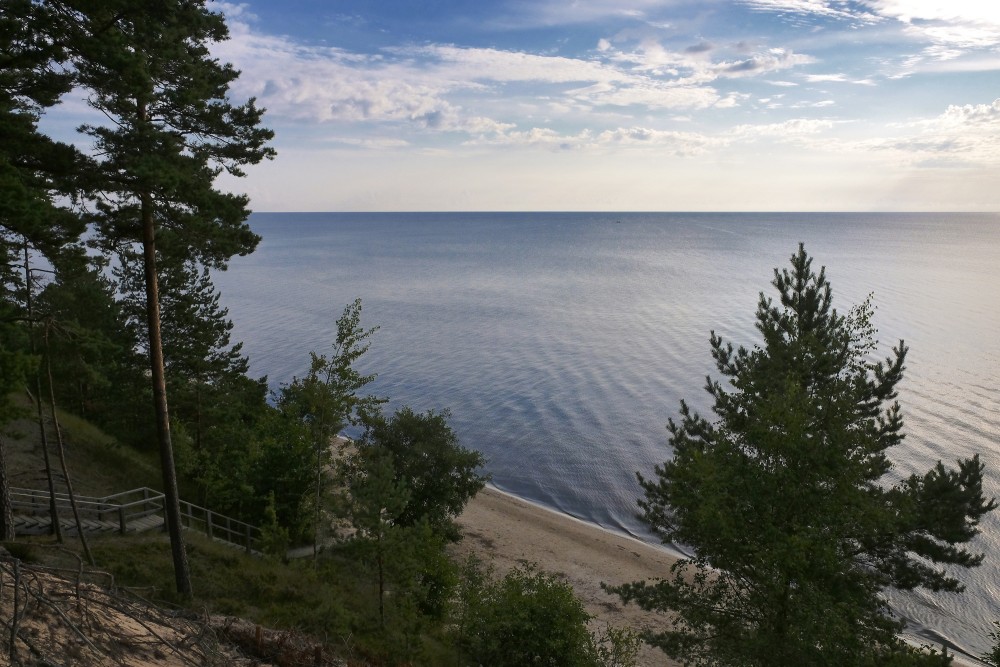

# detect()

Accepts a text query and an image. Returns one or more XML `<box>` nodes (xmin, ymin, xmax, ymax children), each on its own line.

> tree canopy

<box><xmin>355</xmin><ymin>407</ymin><xmax>488</xmax><ymax>540</ymax></box>
<box><xmin>610</xmin><ymin>244</ymin><xmax>995</xmax><ymax>667</ymax></box>
<box><xmin>61</xmin><ymin>0</ymin><xmax>275</xmax><ymax>596</ymax></box>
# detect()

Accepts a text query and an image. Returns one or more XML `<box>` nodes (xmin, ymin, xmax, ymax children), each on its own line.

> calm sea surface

<box><xmin>215</xmin><ymin>212</ymin><xmax>1000</xmax><ymax>659</ymax></box>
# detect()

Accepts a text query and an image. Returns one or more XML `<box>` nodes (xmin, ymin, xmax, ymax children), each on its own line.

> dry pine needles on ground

<box><xmin>0</xmin><ymin>550</ymin><xmax>341</xmax><ymax>667</ymax></box>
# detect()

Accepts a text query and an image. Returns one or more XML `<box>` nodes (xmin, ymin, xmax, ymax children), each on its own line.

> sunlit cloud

<box><xmin>731</xmin><ymin>117</ymin><xmax>836</xmax><ymax>137</ymax></box>
<box><xmin>739</xmin><ymin>0</ymin><xmax>880</xmax><ymax>23</ymax></box>
<box><xmin>190</xmin><ymin>0</ymin><xmax>1000</xmax><ymax>210</ymax></box>
<box><xmin>867</xmin><ymin>1</ymin><xmax>1000</xmax><ymax>49</ymax></box>
<box><xmin>210</xmin><ymin>6</ymin><xmax>825</xmax><ymax>141</ymax></box>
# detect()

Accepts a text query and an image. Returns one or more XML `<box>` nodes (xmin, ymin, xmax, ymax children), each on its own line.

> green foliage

<box><xmin>984</xmin><ymin>622</ymin><xmax>1000</xmax><ymax>667</ymax></box>
<box><xmin>336</xmin><ymin>405</ymin><xmax>486</xmax><ymax>652</ymax></box>
<box><xmin>357</xmin><ymin>406</ymin><xmax>488</xmax><ymax>540</ymax></box>
<box><xmin>278</xmin><ymin>298</ymin><xmax>384</xmax><ymax>437</ymax></box>
<box><xmin>83</xmin><ymin>531</ymin><xmax>463</xmax><ymax>665</ymax></box>
<box><xmin>115</xmin><ymin>255</ymin><xmax>259</xmax><ymax>450</ymax></box>
<box><xmin>609</xmin><ymin>244</ymin><xmax>996</xmax><ymax>667</ymax></box>
<box><xmin>258</xmin><ymin>492</ymin><xmax>291</xmax><ymax>560</ymax></box>
<box><xmin>340</xmin><ymin>445</ymin><xmax>459</xmax><ymax>628</ymax></box>
<box><xmin>66</xmin><ymin>0</ymin><xmax>275</xmax><ymax>596</ymax></box>
<box><xmin>278</xmin><ymin>298</ymin><xmax>384</xmax><ymax>549</ymax></box>
<box><xmin>177</xmin><ymin>407</ymin><xmax>314</xmax><ymax>541</ymax></box>
<box><xmin>455</xmin><ymin>560</ymin><xmax>604</xmax><ymax>667</ymax></box>
<box><xmin>71</xmin><ymin>0</ymin><xmax>275</xmax><ymax>269</ymax></box>
<box><xmin>595</xmin><ymin>625</ymin><xmax>642</xmax><ymax>667</ymax></box>
<box><xmin>35</xmin><ymin>253</ymin><xmax>148</xmax><ymax>441</ymax></box>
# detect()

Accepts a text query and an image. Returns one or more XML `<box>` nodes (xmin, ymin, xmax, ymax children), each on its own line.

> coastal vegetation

<box><xmin>2</xmin><ymin>1</ymin><xmax>996</xmax><ymax>665</ymax></box>
<box><xmin>3</xmin><ymin>2</ymin><xmax>635</xmax><ymax>663</ymax></box>
<box><xmin>609</xmin><ymin>245</ymin><xmax>996</xmax><ymax>667</ymax></box>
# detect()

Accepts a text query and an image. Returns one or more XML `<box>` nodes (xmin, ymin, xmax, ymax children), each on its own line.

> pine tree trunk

<box><xmin>32</xmin><ymin>382</ymin><xmax>61</xmax><ymax>541</ymax></box>
<box><xmin>0</xmin><ymin>438</ymin><xmax>14</xmax><ymax>541</ymax></box>
<box><xmin>24</xmin><ymin>243</ymin><xmax>61</xmax><ymax>541</ymax></box>
<box><xmin>45</xmin><ymin>325</ymin><xmax>95</xmax><ymax>565</ymax></box>
<box><xmin>140</xmin><ymin>184</ymin><xmax>192</xmax><ymax>597</ymax></box>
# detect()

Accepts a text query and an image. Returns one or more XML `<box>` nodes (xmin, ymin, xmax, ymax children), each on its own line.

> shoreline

<box><xmin>452</xmin><ymin>486</ymin><xmax>988</xmax><ymax>667</ymax></box>
<box><xmin>451</xmin><ymin>485</ymin><xmax>682</xmax><ymax>667</ymax></box>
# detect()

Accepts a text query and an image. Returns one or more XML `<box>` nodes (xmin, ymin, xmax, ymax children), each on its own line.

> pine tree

<box><xmin>114</xmin><ymin>254</ymin><xmax>255</xmax><ymax>452</ymax></box>
<box><xmin>610</xmin><ymin>244</ymin><xmax>995</xmax><ymax>667</ymax></box>
<box><xmin>68</xmin><ymin>0</ymin><xmax>274</xmax><ymax>595</ymax></box>
<box><xmin>0</xmin><ymin>0</ymin><xmax>87</xmax><ymax>540</ymax></box>
<box><xmin>35</xmin><ymin>252</ymin><xmax>145</xmax><ymax>431</ymax></box>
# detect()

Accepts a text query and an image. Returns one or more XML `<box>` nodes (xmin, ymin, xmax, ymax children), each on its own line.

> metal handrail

<box><xmin>10</xmin><ymin>486</ymin><xmax>261</xmax><ymax>553</ymax></box>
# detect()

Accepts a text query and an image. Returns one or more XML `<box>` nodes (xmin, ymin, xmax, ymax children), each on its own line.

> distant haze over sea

<box><xmin>216</xmin><ymin>212</ymin><xmax>1000</xmax><ymax>660</ymax></box>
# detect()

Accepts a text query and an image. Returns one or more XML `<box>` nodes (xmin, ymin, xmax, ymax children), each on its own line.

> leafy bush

<box><xmin>455</xmin><ymin>560</ymin><xmax>636</xmax><ymax>667</ymax></box>
<box><xmin>984</xmin><ymin>622</ymin><xmax>1000</xmax><ymax>667</ymax></box>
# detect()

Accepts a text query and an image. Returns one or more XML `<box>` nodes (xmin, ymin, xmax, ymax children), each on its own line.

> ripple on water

<box><xmin>217</xmin><ymin>212</ymin><xmax>1000</xmax><ymax>658</ymax></box>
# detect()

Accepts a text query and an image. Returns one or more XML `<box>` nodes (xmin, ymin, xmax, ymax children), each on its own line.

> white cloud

<box><xmin>742</xmin><ymin>0</ymin><xmax>1000</xmax><ymax>56</ymax></box>
<box><xmin>210</xmin><ymin>10</ymin><xmax>826</xmax><ymax>147</ymax></box>
<box><xmin>714</xmin><ymin>48</ymin><xmax>816</xmax><ymax>78</ymax></box>
<box><xmin>394</xmin><ymin>45</ymin><xmax>621</xmax><ymax>85</ymax></box>
<box><xmin>866</xmin><ymin>1</ymin><xmax>1000</xmax><ymax>25</ymax></box>
<box><xmin>937</xmin><ymin>98</ymin><xmax>1000</xmax><ymax>126</ymax></box>
<box><xmin>497</xmin><ymin>0</ymin><xmax>689</xmax><ymax>27</ymax></box>
<box><xmin>739</xmin><ymin>0</ymin><xmax>880</xmax><ymax>23</ymax></box>
<box><xmin>567</xmin><ymin>81</ymin><xmax>723</xmax><ymax>109</ymax></box>
<box><xmin>464</xmin><ymin>124</ymin><xmax>728</xmax><ymax>155</ymax></box>
<box><xmin>595</xmin><ymin>127</ymin><xmax>727</xmax><ymax>154</ymax></box>
<box><xmin>805</xmin><ymin>73</ymin><xmax>847</xmax><ymax>82</ymax></box>
<box><xmin>730</xmin><ymin>117</ymin><xmax>836</xmax><ymax>138</ymax></box>
<box><xmin>852</xmin><ymin>98</ymin><xmax>1000</xmax><ymax>166</ymax></box>
<box><xmin>326</xmin><ymin>137</ymin><xmax>413</xmax><ymax>149</ymax></box>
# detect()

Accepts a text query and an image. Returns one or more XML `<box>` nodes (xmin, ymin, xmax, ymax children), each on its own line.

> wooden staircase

<box><xmin>10</xmin><ymin>487</ymin><xmax>262</xmax><ymax>553</ymax></box>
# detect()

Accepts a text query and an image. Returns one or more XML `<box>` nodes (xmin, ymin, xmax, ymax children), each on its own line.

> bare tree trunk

<box><xmin>31</xmin><ymin>384</ymin><xmax>61</xmax><ymax>541</ymax></box>
<box><xmin>24</xmin><ymin>242</ymin><xmax>61</xmax><ymax>542</ymax></box>
<box><xmin>139</xmin><ymin>174</ymin><xmax>192</xmax><ymax>596</ymax></box>
<box><xmin>314</xmin><ymin>433</ymin><xmax>321</xmax><ymax>562</ymax></box>
<box><xmin>44</xmin><ymin>322</ymin><xmax>95</xmax><ymax>566</ymax></box>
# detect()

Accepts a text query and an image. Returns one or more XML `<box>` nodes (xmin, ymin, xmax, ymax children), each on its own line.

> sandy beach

<box><xmin>451</xmin><ymin>486</ymin><xmax>682</xmax><ymax>667</ymax></box>
<box><xmin>451</xmin><ymin>487</ymin><xmax>987</xmax><ymax>667</ymax></box>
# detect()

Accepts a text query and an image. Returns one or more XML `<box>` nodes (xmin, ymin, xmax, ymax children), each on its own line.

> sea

<box><xmin>213</xmin><ymin>212</ymin><xmax>1000</xmax><ymax>661</ymax></box>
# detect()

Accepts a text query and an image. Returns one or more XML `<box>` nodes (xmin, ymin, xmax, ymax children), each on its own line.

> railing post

<box><xmin>206</xmin><ymin>510</ymin><xmax>213</xmax><ymax>540</ymax></box>
<box><xmin>119</xmin><ymin>506</ymin><xmax>127</xmax><ymax>534</ymax></box>
<box><xmin>245</xmin><ymin>524</ymin><xmax>252</xmax><ymax>554</ymax></box>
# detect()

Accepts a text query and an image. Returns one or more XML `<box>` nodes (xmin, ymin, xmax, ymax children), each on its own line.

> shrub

<box><xmin>455</xmin><ymin>560</ymin><xmax>635</xmax><ymax>667</ymax></box>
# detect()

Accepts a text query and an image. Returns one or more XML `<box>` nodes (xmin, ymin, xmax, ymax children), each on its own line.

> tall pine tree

<box><xmin>0</xmin><ymin>0</ymin><xmax>87</xmax><ymax>539</ymax></box>
<box><xmin>68</xmin><ymin>0</ymin><xmax>274</xmax><ymax>595</ymax></box>
<box><xmin>611</xmin><ymin>244</ymin><xmax>995</xmax><ymax>667</ymax></box>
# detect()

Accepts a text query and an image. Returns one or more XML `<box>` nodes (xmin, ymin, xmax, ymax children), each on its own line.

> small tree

<box><xmin>984</xmin><ymin>622</ymin><xmax>1000</xmax><ymax>667</ymax></box>
<box><xmin>278</xmin><ymin>298</ymin><xmax>384</xmax><ymax>557</ymax></box>
<box><xmin>358</xmin><ymin>407</ymin><xmax>487</xmax><ymax>540</ymax></box>
<box><xmin>340</xmin><ymin>441</ymin><xmax>460</xmax><ymax>626</ymax></box>
<box><xmin>456</xmin><ymin>561</ymin><xmax>602</xmax><ymax>667</ymax></box>
<box><xmin>609</xmin><ymin>244</ymin><xmax>996</xmax><ymax>667</ymax></box>
<box><xmin>341</xmin><ymin>446</ymin><xmax>411</xmax><ymax>627</ymax></box>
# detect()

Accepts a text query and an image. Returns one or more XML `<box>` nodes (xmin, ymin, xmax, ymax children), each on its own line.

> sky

<box><xmin>76</xmin><ymin>1</ymin><xmax>1000</xmax><ymax>211</ymax></box>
